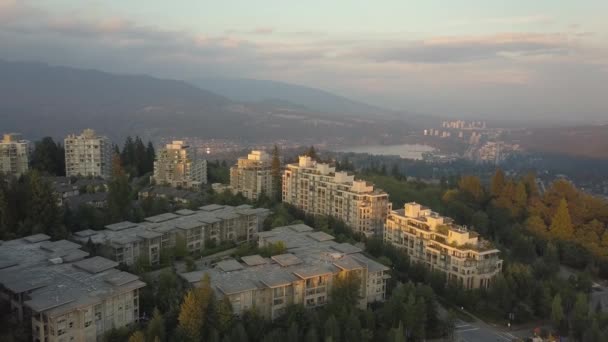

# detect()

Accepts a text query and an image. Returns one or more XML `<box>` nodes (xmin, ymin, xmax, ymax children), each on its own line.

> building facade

<box><xmin>64</xmin><ymin>129</ymin><xmax>112</xmax><ymax>179</ymax></box>
<box><xmin>230</xmin><ymin>150</ymin><xmax>276</xmax><ymax>200</ymax></box>
<box><xmin>72</xmin><ymin>204</ymin><xmax>269</xmax><ymax>266</ymax></box>
<box><xmin>384</xmin><ymin>202</ymin><xmax>503</xmax><ymax>289</ymax></box>
<box><xmin>152</xmin><ymin>141</ymin><xmax>207</xmax><ymax>188</ymax></box>
<box><xmin>0</xmin><ymin>234</ymin><xmax>145</xmax><ymax>342</ymax></box>
<box><xmin>0</xmin><ymin>133</ymin><xmax>30</xmax><ymax>177</ymax></box>
<box><xmin>283</xmin><ymin>156</ymin><xmax>391</xmax><ymax>236</ymax></box>
<box><xmin>180</xmin><ymin>224</ymin><xmax>389</xmax><ymax>320</ymax></box>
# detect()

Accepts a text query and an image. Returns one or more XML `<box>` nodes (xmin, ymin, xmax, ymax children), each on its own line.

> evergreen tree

<box><xmin>324</xmin><ymin>314</ymin><xmax>340</xmax><ymax>342</ymax></box>
<box><xmin>549</xmin><ymin>198</ymin><xmax>574</xmax><ymax>240</ymax></box>
<box><xmin>31</xmin><ymin>137</ymin><xmax>65</xmax><ymax>175</ymax></box>
<box><xmin>121</xmin><ymin>136</ymin><xmax>136</xmax><ymax>170</ymax></box>
<box><xmin>287</xmin><ymin>321</ymin><xmax>299</xmax><ymax>342</ymax></box>
<box><xmin>147</xmin><ymin>308</ymin><xmax>166</xmax><ymax>342</ymax></box>
<box><xmin>305</xmin><ymin>146</ymin><xmax>318</xmax><ymax>160</ymax></box>
<box><xmin>305</xmin><ymin>327</ymin><xmax>319</xmax><ymax>342</ymax></box>
<box><xmin>28</xmin><ymin>171</ymin><xmax>65</xmax><ymax>237</ymax></box>
<box><xmin>145</xmin><ymin>141</ymin><xmax>156</xmax><ymax>175</ymax></box>
<box><xmin>572</xmin><ymin>293</ymin><xmax>589</xmax><ymax>340</ymax></box>
<box><xmin>134</xmin><ymin>136</ymin><xmax>146</xmax><ymax>176</ymax></box>
<box><xmin>216</xmin><ymin>296</ymin><xmax>234</xmax><ymax>334</ymax></box>
<box><xmin>271</xmin><ymin>145</ymin><xmax>282</xmax><ymax>202</ymax></box>
<box><xmin>490</xmin><ymin>168</ymin><xmax>506</xmax><ymax>197</ymax></box>
<box><xmin>107</xmin><ymin>154</ymin><xmax>132</xmax><ymax>222</ymax></box>
<box><xmin>551</xmin><ymin>294</ymin><xmax>564</xmax><ymax>330</ymax></box>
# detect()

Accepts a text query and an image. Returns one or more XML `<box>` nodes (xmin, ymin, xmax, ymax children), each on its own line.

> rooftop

<box><xmin>180</xmin><ymin>224</ymin><xmax>389</xmax><ymax>296</ymax></box>
<box><xmin>73</xmin><ymin>205</ymin><xmax>270</xmax><ymax>247</ymax></box>
<box><xmin>0</xmin><ymin>236</ymin><xmax>144</xmax><ymax>317</ymax></box>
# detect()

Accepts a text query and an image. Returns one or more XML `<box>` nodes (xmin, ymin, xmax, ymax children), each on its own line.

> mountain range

<box><xmin>0</xmin><ymin>60</ymin><xmax>413</xmax><ymax>144</ymax></box>
<box><xmin>191</xmin><ymin>78</ymin><xmax>392</xmax><ymax>118</ymax></box>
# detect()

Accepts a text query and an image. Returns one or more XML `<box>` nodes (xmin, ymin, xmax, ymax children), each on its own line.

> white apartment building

<box><xmin>180</xmin><ymin>224</ymin><xmax>389</xmax><ymax>320</ymax></box>
<box><xmin>0</xmin><ymin>234</ymin><xmax>145</xmax><ymax>342</ymax></box>
<box><xmin>283</xmin><ymin>156</ymin><xmax>391</xmax><ymax>236</ymax></box>
<box><xmin>0</xmin><ymin>133</ymin><xmax>30</xmax><ymax>177</ymax></box>
<box><xmin>230</xmin><ymin>150</ymin><xmax>276</xmax><ymax>200</ymax></box>
<box><xmin>64</xmin><ymin>129</ymin><xmax>112</xmax><ymax>179</ymax></box>
<box><xmin>384</xmin><ymin>202</ymin><xmax>503</xmax><ymax>289</ymax></box>
<box><xmin>152</xmin><ymin>141</ymin><xmax>207</xmax><ymax>188</ymax></box>
<box><xmin>72</xmin><ymin>204</ymin><xmax>269</xmax><ymax>266</ymax></box>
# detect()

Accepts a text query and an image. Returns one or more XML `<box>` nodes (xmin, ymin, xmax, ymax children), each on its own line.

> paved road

<box><xmin>454</xmin><ymin>319</ymin><xmax>518</xmax><ymax>342</ymax></box>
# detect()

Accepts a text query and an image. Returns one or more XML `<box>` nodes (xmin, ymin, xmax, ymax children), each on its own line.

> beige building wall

<box><xmin>31</xmin><ymin>289</ymin><xmax>141</xmax><ymax>342</ymax></box>
<box><xmin>0</xmin><ymin>133</ymin><xmax>30</xmax><ymax>177</ymax></box>
<box><xmin>230</xmin><ymin>150</ymin><xmax>275</xmax><ymax>200</ymax></box>
<box><xmin>153</xmin><ymin>141</ymin><xmax>207</xmax><ymax>188</ymax></box>
<box><xmin>384</xmin><ymin>202</ymin><xmax>503</xmax><ymax>289</ymax></box>
<box><xmin>64</xmin><ymin>129</ymin><xmax>112</xmax><ymax>179</ymax></box>
<box><xmin>282</xmin><ymin>156</ymin><xmax>390</xmax><ymax>236</ymax></box>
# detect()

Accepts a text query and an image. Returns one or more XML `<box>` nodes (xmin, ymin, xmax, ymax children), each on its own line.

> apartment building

<box><xmin>230</xmin><ymin>150</ymin><xmax>276</xmax><ymax>200</ymax></box>
<box><xmin>152</xmin><ymin>141</ymin><xmax>207</xmax><ymax>188</ymax></box>
<box><xmin>384</xmin><ymin>202</ymin><xmax>503</xmax><ymax>289</ymax></box>
<box><xmin>0</xmin><ymin>133</ymin><xmax>30</xmax><ymax>177</ymax></box>
<box><xmin>0</xmin><ymin>234</ymin><xmax>145</xmax><ymax>342</ymax></box>
<box><xmin>283</xmin><ymin>156</ymin><xmax>391</xmax><ymax>236</ymax></box>
<box><xmin>64</xmin><ymin>129</ymin><xmax>112</xmax><ymax>179</ymax></box>
<box><xmin>180</xmin><ymin>224</ymin><xmax>389</xmax><ymax>320</ymax></box>
<box><xmin>72</xmin><ymin>204</ymin><xmax>269</xmax><ymax>266</ymax></box>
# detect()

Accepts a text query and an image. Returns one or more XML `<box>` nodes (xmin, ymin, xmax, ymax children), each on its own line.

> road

<box><xmin>454</xmin><ymin>319</ymin><xmax>519</xmax><ymax>342</ymax></box>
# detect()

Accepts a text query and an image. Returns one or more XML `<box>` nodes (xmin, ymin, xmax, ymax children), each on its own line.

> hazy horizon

<box><xmin>1</xmin><ymin>0</ymin><xmax>607</xmax><ymax>122</ymax></box>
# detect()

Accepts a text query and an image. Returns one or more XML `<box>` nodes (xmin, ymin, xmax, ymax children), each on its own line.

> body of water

<box><xmin>335</xmin><ymin>144</ymin><xmax>436</xmax><ymax>160</ymax></box>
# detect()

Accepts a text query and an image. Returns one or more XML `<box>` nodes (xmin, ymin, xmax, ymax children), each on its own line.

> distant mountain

<box><xmin>0</xmin><ymin>60</ymin><xmax>411</xmax><ymax>145</ymax></box>
<box><xmin>191</xmin><ymin>78</ymin><xmax>392</xmax><ymax>117</ymax></box>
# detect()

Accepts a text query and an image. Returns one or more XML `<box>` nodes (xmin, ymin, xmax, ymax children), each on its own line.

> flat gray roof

<box><xmin>145</xmin><ymin>213</ymin><xmax>180</xmax><ymax>223</ymax></box>
<box><xmin>24</xmin><ymin>234</ymin><xmax>51</xmax><ymax>243</ymax></box>
<box><xmin>271</xmin><ymin>253</ymin><xmax>303</xmax><ymax>267</ymax></box>
<box><xmin>241</xmin><ymin>255</ymin><xmax>267</xmax><ymax>266</ymax></box>
<box><xmin>73</xmin><ymin>256</ymin><xmax>119</xmax><ymax>274</ymax></box>
<box><xmin>179</xmin><ymin>224</ymin><xmax>391</xmax><ymax>297</ymax></box>
<box><xmin>307</xmin><ymin>231</ymin><xmax>335</xmax><ymax>242</ymax></box>
<box><xmin>0</xmin><ymin>236</ymin><xmax>145</xmax><ymax>318</ymax></box>
<box><xmin>217</xmin><ymin>259</ymin><xmax>244</xmax><ymax>272</ymax></box>
<box><xmin>176</xmin><ymin>209</ymin><xmax>196</xmax><ymax>216</ymax></box>
<box><xmin>200</xmin><ymin>204</ymin><xmax>225</xmax><ymax>211</ymax></box>
<box><xmin>106</xmin><ymin>221</ymin><xmax>138</xmax><ymax>231</ymax></box>
<box><xmin>331</xmin><ymin>242</ymin><xmax>363</xmax><ymax>254</ymax></box>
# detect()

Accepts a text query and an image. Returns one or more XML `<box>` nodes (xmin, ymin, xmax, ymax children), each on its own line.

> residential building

<box><xmin>180</xmin><ymin>224</ymin><xmax>389</xmax><ymax>320</ymax></box>
<box><xmin>72</xmin><ymin>204</ymin><xmax>270</xmax><ymax>266</ymax></box>
<box><xmin>384</xmin><ymin>202</ymin><xmax>503</xmax><ymax>289</ymax></box>
<box><xmin>0</xmin><ymin>234</ymin><xmax>145</xmax><ymax>342</ymax></box>
<box><xmin>211</xmin><ymin>183</ymin><xmax>232</xmax><ymax>194</ymax></box>
<box><xmin>282</xmin><ymin>156</ymin><xmax>391</xmax><ymax>236</ymax></box>
<box><xmin>0</xmin><ymin>133</ymin><xmax>30</xmax><ymax>177</ymax></box>
<box><xmin>64</xmin><ymin>129</ymin><xmax>112</xmax><ymax>179</ymax></box>
<box><xmin>152</xmin><ymin>141</ymin><xmax>207</xmax><ymax>188</ymax></box>
<box><xmin>230</xmin><ymin>150</ymin><xmax>276</xmax><ymax>200</ymax></box>
<box><xmin>138</xmin><ymin>186</ymin><xmax>201</xmax><ymax>205</ymax></box>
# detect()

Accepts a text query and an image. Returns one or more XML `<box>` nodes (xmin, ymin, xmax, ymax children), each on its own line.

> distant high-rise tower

<box><xmin>0</xmin><ymin>133</ymin><xmax>30</xmax><ymax>178</ymax></box>
<box><xmin>230</xmin><ymin>150</ymin><xmax>276</xmax><ymax>200</ymax></box>
<box><xmin>64</xmin><ymin>129</ymin><xmax>112</xmax><ymax>178</ymax></box>
<box><xmin>152</xmin><ymin>141</ymin><xmax>207</xmax><ymax>188</ymax></box>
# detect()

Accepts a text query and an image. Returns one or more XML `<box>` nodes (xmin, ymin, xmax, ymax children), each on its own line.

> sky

<box><xmin>1</xmin><ymin>0</ymin><xmax>607</xmax><ymax>122</ymax></box>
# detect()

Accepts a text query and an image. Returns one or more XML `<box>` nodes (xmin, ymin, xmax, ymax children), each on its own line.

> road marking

<box><xmin>456</xmin><ymin>328</ymin><xmax>479</xmax><ymax>332</ymax></box>
<box><xmin>456</xmin><ymin>324</ymin><xmax>471</xmax><ymax>328</ymax></box>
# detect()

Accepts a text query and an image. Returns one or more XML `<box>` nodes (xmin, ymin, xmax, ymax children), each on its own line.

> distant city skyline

<box><xmin>1</xmin><ymin>0</ymin><xmax>607</xmax><ymax>121</ymax></box>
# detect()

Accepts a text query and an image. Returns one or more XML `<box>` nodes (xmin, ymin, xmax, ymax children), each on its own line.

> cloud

<box><xmin>0</xmin><ymin>0</ymin><xmax>607</xmax><ymax>121</ymax></box>
<box><xmin>357</xmin><ymin>33</ymin><xmax>572</xmax><ymax>64</ymax></box>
